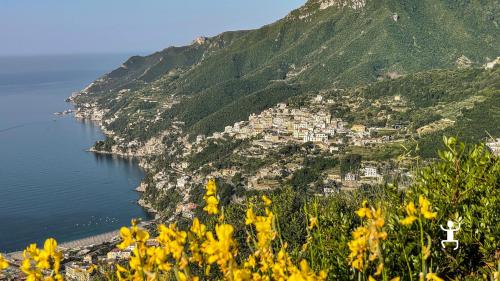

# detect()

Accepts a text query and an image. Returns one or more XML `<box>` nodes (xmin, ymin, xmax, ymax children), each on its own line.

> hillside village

<box><xmin>139</xmin><ymin>91</ymin><xmax>422</xmax><ymax>221</ymax></box>
<box><xmin>1</xmin><ymin>0</ymin><xmax>499</xmax><ymax>278</ymax></box>
<box><xmin>210</xmin><ymin>93</ymin><xmax>409</xmax><ymax>149</ymax></box>
<box><xmin>11</xmin><ymin>90</ymin><xmax>495</xmax><ymax>280</ymax></box>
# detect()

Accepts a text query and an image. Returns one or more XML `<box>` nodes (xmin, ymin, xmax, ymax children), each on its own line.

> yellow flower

<box><xmin>233</xmin><ymin>268</ymin><xmax>252</xmax><ymax>281</ymax></box>
<box><xmin>20</xmin><ymin>238</ymin><xmax>62</xmax><ymax>281</ymax></box>
<box><xmin>349</xmin><ymin>202</ymin><xmax>387</xmax><ymax>273</ymax></box>
<box><xmin>36</xmin><ymin>250</ymin><xmax>51</xmax><ymax>270</ymax></box>
<box><xmin>308</xmin><ymin>217</ymin><xmax>318</xmax><ymax>230</ymax></box>
<box><xmin>390</xmin><ymin>277</ymin><xmax>401</xmax><ymax>281</ymax></box>
<box><xmin>135</xmin><ymin>228</ymin><xmax>150</xmax><ymax>243</ymax></box>
<box><xmin>201</xmin><ymin>224</ymin><xmax>236</xmax><ymax>273</ymax></box>
<box><xmin>206</xmin><ymin>179</ymin><xmax>217</xmax><ymax>196</ymax></box>
<box><xmin>374</xmin><ymin>217</ymin><xmax>384</xmax><ymax>228</ymax></box>
<box><xmin>245</xmin><ymin>208</ymin><xmax>256</xmax><ymax>225</ymax></box>
<box><xmin>356</xmin><ymin>201</ymin><xmax>371</xmax><ymax>218</ymax></box>
<box><xmin>25</xmin><ymin>243</ymin><xmax>40</xmax><ymax>257</ymax></box>
<box><xmin>400</xmin><ymin>215</ymin><xmax>417</xmax><ymax>226</ymax></box>
<box><xmin>177</xmin><ymin>271</ymin><xmax>188</xmax><ymax>281</ymax></box>
<box><xmin>190</xmin><ymin>218</ymin><xmax>207</xmax><ymax>238</ymax></box>
<box><xmin>43</xmin><ymin>238</ymin><xmax>57</xmax><ymax>254</ymax></box>
<box><xmin>216</xmin><ymin>224</ymin><xmax>234</xmax><ymax>243</ymax></box>
<box><xmin>261</xmin><ymin>195</ymin><xmax>272</xmax><ymax>206</ymax></box>
<box><xmin>419</xmin><ymin>196</ymin><xmax>437</xmax><ymax>220</ymax></box>
<box><xmin>244</xmin><ymin>255</ymin><xmax>257</xmax><ymax>269</ymax></box>
<box><xmin>375</xmin><ymin>263</ymin><xmax>384</xmax><ymax>276</ymax></box>
<box><xmin>203</xmin><ymin>196</ymin><xmax>219</xmax><ymax>215</ymax></box>
<box><xmin>426</xmin><ymin>272</ymin><xmax>444</xmax><ymax>281</ymax></box>
<box><xmin>203</xmin><ymin>179</ymin><xmax>219</xmax><ymax>215</ymax></box>
<box><xmin>401</xmin><ymin>196</ymin><xmax>437</xmax><ymax>225</ymax></box>
<box><xmin>253</xmin><ymin>212</ymin><xmax>276</xmax><ymax>248</ymax></box>
<box><xmin>406</xmin><ymin>201</ymin><xmax>416</xmax><ymax>215</ymax></box>
<box><xmin>158</xmin><ymin>224</ymin><xmax>187</xmax><ymax>261</ymax></box>
<box><xmin>400</xmin><ymin>201</ymin><xmax>418</xmax><ymax>225</ymax></box>
<box><xmin>0</xmin><ymin>254</ymin><xmax>8</xmax><ymax>271</ymax></box>
<box><xmin>117</xmin><ymin>226</ymin><xmax>134</xmax><ymax>250</ymax></box>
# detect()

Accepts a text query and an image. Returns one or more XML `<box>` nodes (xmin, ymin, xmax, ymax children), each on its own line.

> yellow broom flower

<box><xmin>426</xmin><ymin>272</ymin><xmax>444</xmax><ymax>281</ymax></box>
<box><xmin>0</xmin><ymin>254</ymin><xmax>8</xmax><ymax>271</ymax></box>
<box><xmin>419</xmin><ymin>196</ymin><xmax>437</xmax><ymax>219</ymax></box>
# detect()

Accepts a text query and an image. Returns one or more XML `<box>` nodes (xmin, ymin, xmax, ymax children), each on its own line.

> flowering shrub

<box><xmin>20</xmin><ymin>238</ymin><xmax>63</xmax><ymax>281</ymax></box>
<box><xmin>0</xmin><ymin>138</ymin><xmax>498</xmax><ymax>281</ymax></box>
<box><xmin>0</xmin><ymin>254</ymin><xmax>8</xmax><ymax>271</ymax></box>
<box><xmin>348</xmin><ymin>201</ymin><xmax>390</xmax><ymax>280</ymax></box>
<box><xmin>110</xmin><ymin>180</ymin><xmax>327</xmax><ymax>280</ymax></box>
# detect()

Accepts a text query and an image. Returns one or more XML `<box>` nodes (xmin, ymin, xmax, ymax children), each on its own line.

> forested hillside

<box><xmin>73</xmin><ymin>0</ymin><xmax>500</xmax><ymax>141</ymax></box>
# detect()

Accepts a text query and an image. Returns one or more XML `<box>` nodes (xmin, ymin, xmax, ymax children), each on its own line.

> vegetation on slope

<box><xmin>1</xmin><ymin>138</ymin><xmax>498</xmax><ymax>280</ymax></box>
<box><xmin>75</xmin><ymin>0</ymin><xmax>500</xmax><ymax>140</ymax></box>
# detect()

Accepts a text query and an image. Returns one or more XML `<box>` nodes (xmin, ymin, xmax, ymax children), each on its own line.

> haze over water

<box><xmin>0</xmin><ymin>54</ymin><xmax>148</xmax><ymax>253</ymax></box>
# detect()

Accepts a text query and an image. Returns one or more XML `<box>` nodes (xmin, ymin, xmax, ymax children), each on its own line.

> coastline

<box><xmin>4</xmin><ymin>105</ymin><xmax>160</xmax><ymax>258</ymax></box>
<box><xmin>72</xmin><ymin>101</ymin><xmax>164</xmax><ymax>218</ymax></box>
<box><xmin>85</xmin><ymin>147</ymin><xmax>160</xmax><ymax>217</ymax></box>
<box><xmin>86</xmin><ymin>146</ymin><xmax>160</xmax><ymax>218</ymax></box>
<box><xmin>6</xmin><ymin>221</ymin><xmax>153</xmax><ymax>262</ymax></box>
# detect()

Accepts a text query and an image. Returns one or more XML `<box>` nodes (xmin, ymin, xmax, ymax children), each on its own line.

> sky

<box><xmin>0</xmin><ymin>0</ymin><xmax>305</xmax><ymax>56</ymax></box>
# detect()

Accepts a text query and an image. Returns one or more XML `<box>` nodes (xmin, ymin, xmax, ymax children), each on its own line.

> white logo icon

<box><xmin>440</xmin><ymin>220</ymin><xmax>460</xmax><ymax>250</ymax></box>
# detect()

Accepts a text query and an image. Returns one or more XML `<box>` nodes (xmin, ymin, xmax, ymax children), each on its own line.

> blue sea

<box><xmin>0</xmin><ymin>54</ymin><xmax>149</xmax><ymax>253</ymax></box>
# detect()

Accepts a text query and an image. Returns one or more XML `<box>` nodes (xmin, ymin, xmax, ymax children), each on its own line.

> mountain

<box><xmin>73</xmin><ymin>0</ymin><xmax>500</xmax><ymax>143</ymax></box>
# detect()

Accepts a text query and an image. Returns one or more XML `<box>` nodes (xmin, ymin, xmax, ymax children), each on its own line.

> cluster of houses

<box><xmin>342</xmin><ymin>165</ymin><xmax>383</xmax><ymax>188</ymax></box>
<box><xmin>213</xmin><ymin>101</ymin><xmax>346</xmax><ymax>147</ymax></box>
<box><xmin>63</xmin><ymin>238</ymin><xmax>161</xmax><ymax>281</ymax></box>
<box><xmin>486</xmin><ymin>138</ymin><xmax>500</xmax><ymax>156</ymax></box>
<box><xmin>200</xmin><ymin>95</ymin><xmax>406</xmax><ymax>152</ymax></box>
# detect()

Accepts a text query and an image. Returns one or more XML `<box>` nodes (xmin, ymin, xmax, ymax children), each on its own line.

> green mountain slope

<box><xmin>310</xmin><ymin>66</ymin><xmax>500</xmax><ymax>157</ymax></box>
<box><xmin>74</xmin><ymin>0</ymin><xmax>499</xmax><ymax>142</ymax></box>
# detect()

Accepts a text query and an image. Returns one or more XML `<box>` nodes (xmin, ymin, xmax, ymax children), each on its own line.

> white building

<box><xmin>176</xmin><ymin>176</ymin><xmax>190</xmax><ymax>188</ymax></box>
<box><xmin>224</xmin><ymin>126</ymin><xmax>233</xmax><ymax>133</ymax></box>
<box><xmin>323</xmin><ymin>187</ymin><xmax>338</xmax><ymax>196</ymax></box>
<box><xmin>107</xmin><ymin>248</ymin><xmax>131</xmax><ymax>260</ymax></box>
<box><xmin>323</xmin><ymin>128</ymin><xmax>336</xmax><ymax>136</ymax></box>
<box><xmin>65</xmin><ymin>262</ymin><xmax>92</xmax><ymax>281</ymax></box>
<box><xmin>363</xmin><ymin>167</ymin><xmax>379</xmax><ymax>178</ymax></box>
<box><xmin>486</xmin><ymin>138</ymin><xmax>500</xmax><ymax>156</ymax></box>
<box><xmin>329</xmin><ymin>146</ymin><xmax>340</xmax><ymax>153</ymax></box>
<box><xmin>303</xmin><ymin>132</ymin><xmax>328</xmax><ymax>143</ymax></box>
<box><xmin>196</xmin><ymin>135</ymin><xmax>206</xmax><ymax>143</ymax></box>
<box><xmin>277</xmin><ymin>103</ymin><xmax>287</xmax><ymax>109</ymax></box>
<box><xmin>344</xmin><ymin>172</ymin><xmax>357</xmax><ymax>182</ymax></box>
<box><xmin>313</xmin><ymin>95</ymin><xmax>324</xmax><ymax>103</ymax></box>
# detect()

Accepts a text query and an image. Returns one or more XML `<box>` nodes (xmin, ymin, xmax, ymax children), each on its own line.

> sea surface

<box><xmin>0</xmin><ymin>54</ymin><xmax>149</xmax><ymax>253</ymax></box>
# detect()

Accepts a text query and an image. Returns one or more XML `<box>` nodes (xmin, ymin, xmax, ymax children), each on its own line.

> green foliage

<box><xmin>228</xmin><ymin>138</ymin><xmax>499</xmax><ymax>280</ymax></box>
<box><xmin>410</xmin><ymin>136</ymin><xmax>500</xmax><ymax>278</ymax></box>
<box><xmin>290</xmin><ymin>168</ymin><xmax>320</xmax><ymax>193</ymax></box>
<box><xmin>340</xmin><ymin>154</ymin><xmax>362</xmax><ymax>175</ymax></box>
<box><xmin>94</xmin><ymin>137</ymin><xmax>116</xmax><ymax>152</ymax></box>
<box><xmin>188</xmin><ymin>138</ymin><xmax>246</xmax><ymax>171</ymax></box>
<box><xmin>289</xmin><ymin>156</ymin><xmax>338</xmax><ymax>193</ymax></box>
<box><xmin>76</xmin><ymin>0</ymin><xmax>499</xmax><ymax>140</ymax></box>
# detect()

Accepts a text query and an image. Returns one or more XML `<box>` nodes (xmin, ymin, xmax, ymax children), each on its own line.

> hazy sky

<box><xmin>0</xmin><ymin>0</ymin><xmax>305</xmax><ymax>56</ymax></box>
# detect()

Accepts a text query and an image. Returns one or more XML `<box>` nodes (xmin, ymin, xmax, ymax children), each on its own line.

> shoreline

<box><xmin>75</xmin><ymin>110</ymin><xmax>161</xmax><ymax>217</ymax></box>
<box><xmin>6</xmin><ymin>110</ymin><xmax>157</xmax><ymax>258</ymax></box>
<box><xmin>1</xmin><ymin>110</ymin><xmax>156</xmax><ymax>260</ymax></box>
<box><xmin>0</xmin><ymin>100</ymin><xmax>161</xmax><ymax>260</ymax></box>
<box><xmin>85</xmin><ymin>147</ymin><xmax>160</xmax><ymax>217</ymax></box>
<box><xmin>6</xmin><ymin>221</ymin><xmax>153</xmax><ymax>261</ymax></box>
